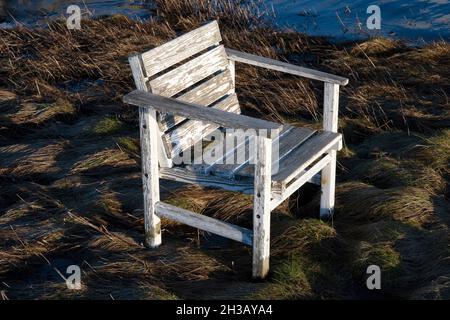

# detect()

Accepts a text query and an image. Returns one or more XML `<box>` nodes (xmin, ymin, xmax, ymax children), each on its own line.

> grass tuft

<box><xmin>92</xmin><ymin>117</ymin><xmax>125</xmax><ymax>135</ymax></box>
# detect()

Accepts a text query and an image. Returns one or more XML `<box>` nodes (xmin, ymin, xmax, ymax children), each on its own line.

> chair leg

<box><xmin>140</xmin><ymin>107</ymin><xmax>162</xmax><ymax>248</ymax></box>
<box><xmin>320</xmin><ymin>150</ymin><xmax>337</xmax><ymax>219</ymax></box>
<box><xmin>143</xmin><ymin>178</ymin><xmax>161</xmax><ymax>248</ymax></box>
<box><xmin>252</xmin><ymin>135</ymin><xmax>272</xmax><ymax>279</ymax></box>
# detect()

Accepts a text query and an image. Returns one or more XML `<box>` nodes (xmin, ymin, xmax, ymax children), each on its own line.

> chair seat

<box><xmin>160</xmin><ymin>125</ymin><xmax>341</xmax><ymax>191</ymax></box>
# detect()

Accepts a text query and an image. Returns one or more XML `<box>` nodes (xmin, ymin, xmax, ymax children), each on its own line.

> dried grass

<box><xmin>271</xmin><ymin>219</ymin><xmax>336</xmax><ymax>257</ymax></box>
<box><xmin>0</xmin><ymin>98</ymin><xmax>75</xmax><ymax>126</ymax></box>
<box><xmin>336</xmin><ymin>182</ymin><xmax>436</xmax><ymax>227</ymax></box>
<box><xmin>70</xmin><ymin>148</ymin><xmax>136</xmax><ymax>175</ymax></box>
<box><xmin>346</xmin><ymin>157</ymin><xmax>446</xmax><ymax>193</ymax></box>
<box><xmin>0</xmin><ymin>0</ymin><xmax>449</xmax><ymax>300</ymax></box>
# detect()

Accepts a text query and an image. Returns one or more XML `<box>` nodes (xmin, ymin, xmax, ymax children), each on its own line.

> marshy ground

<box><xmin>0</xmin><ymin>0</ymin><xmax>449</xmax><ymax>299</ymax></box>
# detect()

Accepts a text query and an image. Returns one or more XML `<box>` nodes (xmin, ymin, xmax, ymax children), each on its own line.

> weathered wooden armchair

<box><xmin>123</xmin><ymin>21</ymin><xmax>348</xmax><ymax>279</ymax></box>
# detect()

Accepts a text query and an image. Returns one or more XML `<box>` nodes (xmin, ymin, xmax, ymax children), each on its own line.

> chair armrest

<box><xmin>225</xmin><ymin>48</ymin><xmax>349</xmax><ymax>86</ymax></box>
<box><xmin>123</xmin><ymin>90</ymin><xmax>282</xmax><ymax>133</ymax></box>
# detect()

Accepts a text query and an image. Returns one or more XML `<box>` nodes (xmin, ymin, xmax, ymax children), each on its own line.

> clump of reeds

<box><xmin>336</xmin><ymin>182</ymin><xmax>436</xmax><ymax>227</ymax></box>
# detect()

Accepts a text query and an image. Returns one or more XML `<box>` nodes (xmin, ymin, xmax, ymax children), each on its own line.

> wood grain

<box><xmin>272</xmin><ymin>131</ymin><xmax>341</xmax><ymax>183</ymax></box>
<box><xmin>159</xmin><ymin>166</ymin><xmax>283</xmax><ymax>196</ymax></box>
<box><xmin>123</xmin><ymin>90</ymin><xmax>282</xmax><ymax>132</ymax></box>
<box><xmin>155</xmin><ymin>201</ymin><xmax>253</xmax><ymax>246</ymax></box>
<box><xmin>323</xmin><ymin>83</ymin><xmax>340</xmax><ymax>132</ymax></box>
<box><xmin>252</xmin><ymin>135</ymin><xmax>272</xmax><ymax>279</ymax></box>
<box><xmin>236</xmin><ymin>126</ymin><xmax>316</xmax><ymax>177</ymax></box>
<box><xmin>226</xmin><ymin>48</ymin><xmax>349</xmax><ymax>86</ymax></box>
<box><xmin>270</xmin><ymin>154</ymin><xmax>331</xmax><ymax>210</ymax></box>
<box><xmin>149</xmin><ymin>45</ymin><xmax>228</xmax><ymax>98</ymax></box>
<box><xmin>141</xmin><ymin>21</ymin><xmax>222</xmax><ymax>78</ymax></box>
<box><xmin>159</xmin><ymin>70</ymin><xmax>235</xmax><ymax>132</ymax></box>
<box><xmin>320</xmin><ymin>82</ymin><xmax>340</xmax><ymax>218</ymax></box>
<box><xmin>139</xmin><ymin>107</ymin><xmax>162</xmax><ymax>248</ymax></box>
<box><xmin>128</xmin><ymin>54</ymin><xmax>172</xmax><ymax>167</ymax></box>
<box><xmin>167</xmin><ymin>94</ymin><xmax>241</xmax><ymax>159</ymax></box>
<box><xmin>205</xmin><ymin>126</ymin><xmax>291</xmax><ymax>178</ymax></box>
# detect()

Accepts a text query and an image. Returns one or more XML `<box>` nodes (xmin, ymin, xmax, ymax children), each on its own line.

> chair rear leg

<box><xmin>320</xmin><ymin>150</ymin><xmax>336</xmax><ymax>219</ymax></box>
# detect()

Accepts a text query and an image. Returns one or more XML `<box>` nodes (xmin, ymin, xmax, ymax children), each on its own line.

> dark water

<box><xmin>1</xmin><ymin>0</ymin><xmax>449</xmax><ymax>43</ymax></box>
<box><xmin>267</xmin><ymin>0</ymin><xmax>450</xmax><ymax>43</ymax></box>
<box><xmin>0</xmin><ymin>0</ymin><xmax>154</xmax><ymax>26</ymax></box>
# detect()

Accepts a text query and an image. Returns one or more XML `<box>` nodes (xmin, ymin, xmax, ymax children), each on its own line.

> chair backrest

<box><xmin>129</xmin><ymin>21</ymin><xmax>240</xmax><ymax>166</ymax></box>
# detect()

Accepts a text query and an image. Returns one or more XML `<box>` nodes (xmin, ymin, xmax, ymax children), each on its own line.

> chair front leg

<box><xmin>139</xmin><ymin>106</ymin><xmax>162</xmax><ymax>248</ymax></box>
<box><xmin>252</xmin><ymin>132</ymin><xmax>272</xmax><ymax>279</ymax></box>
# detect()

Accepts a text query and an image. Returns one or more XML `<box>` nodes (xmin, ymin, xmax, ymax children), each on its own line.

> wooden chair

<box><xmin>123</xmin><ymin>21</ymin><xmax>348</xmax><ymax>279</ymax></box>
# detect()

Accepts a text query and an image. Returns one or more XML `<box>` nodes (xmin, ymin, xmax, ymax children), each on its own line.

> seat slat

<box><xmin>167</xmin><ymin>93</ymin><xmax>240</xmax><ymax>159</ymax></box>
<box><xmin>270</xmin><ymin>154</ymin><xmax>332</xmax><ymax>210</ymax></box>
<box><xmin>185</xmin><ymin>128</ymin><xmax>339</xmax><ymax>183</ymax></box>
<box><xmin>141</xmin><ymin>21</ymin><xmax>222</xmax><ymax>78</ymax></box>
<box><xmin>203</xmin><ymin>125</ymin><xmax>292</xmax><ymax>178</ymax></box>
<box><xmin>159</xmin><ymin>70</ymin><xmax>234</xmax><ymax>132</ymax></box>
<box><xmin>187</xmin><ymin>129</ymin><xmax>243</xmax><ymax>174</ymax></box>
<box><xmin>149</xmin><ymin>45</ymin><xmax>228</xmax><ymax>98</ymax></box>
<box><xmin>272</xmin><ymin>131</ymin><xmax>341</xmax><ymax>183</ymax></box>
<box><xmin>236</xmin><ymin>126</ymin><xmax>316</xmax><ymax>177</ymax></box>
<box><xmin>207</xmin><ymin>126</ymin><xmax>315</xmax><ymax>179</ymax></box>
<box><xmin>159</xmin><ymin>166</ymin><xmax>283</xmax><ymax>196</ymax></box>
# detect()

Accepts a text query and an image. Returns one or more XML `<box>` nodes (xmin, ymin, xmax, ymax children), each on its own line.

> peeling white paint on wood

<box><xmin>142</xmin><ymin>21</ymin><xmax>222</xmax><ymax>78</ymax></box>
